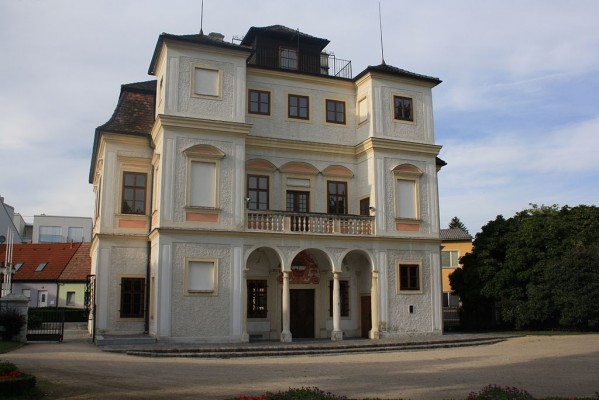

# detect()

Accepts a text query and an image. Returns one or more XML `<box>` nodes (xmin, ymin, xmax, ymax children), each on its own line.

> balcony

<box><xmin>247</xmin><ymin>211</ymin><xmax>373</xmax><ymax>235</ymax></box>
<box><xmin>247</xmin><ymin>48</ymin><xmax>352</xmax><ymax>79</ymax></box>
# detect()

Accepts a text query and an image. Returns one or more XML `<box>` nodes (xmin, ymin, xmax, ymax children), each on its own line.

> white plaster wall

<box><xmin>385</xmin><ymin>246</ymin><xmax>437</xmax><ymax>335</ymax></box>
<box><xmin>170</xmin><ymin>242</ymin><xmax>232</xmax><ymax>338</ymax></box>
<box><xmin>162</xmin><ymin>43</ymin><xmax>247</xmax><ymax>123</ymax></box>
<box><xmin>246</xmin><ymin>72</ymin><xmax>357</xmax><ymax>145</ymax></box>
<box><xmin>33</xmin><ymin>215</ymin><xmax>93</xmax><ymax>243</ymax></box>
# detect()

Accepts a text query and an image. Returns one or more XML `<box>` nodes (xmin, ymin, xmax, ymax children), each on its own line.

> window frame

<box><xmin>191</xmin><ymin>64</ymin><xmax>222</xmax><ymax>99</ymax></box>
<box><xmin>122</xmin><ymin>171</ymin><xmax>147</xmax><ymax>215</ymax></box>
<box><xmin>247</xmin><ymin>174</ymin><xmax>270</xmax><ymax>211</ymax></box>
<box><xmin>66</xmin><ymin>291</ymin><xmax>76</xmax><ymax>306</ymax></box>
<box><xmin>248</xmin><ymin>89</ymin><xmax>271</xmax><ymax>116</ymax></box>
<box><xmin>397</xmin><ymin>263</ymin><xmax>421</xmax><ymax>293</ymax></box>
<box><xmin>288</xmin><ymin>94</ymin><xmax>309</xmax><ymax>120</ymax></box>
<box><xmin>247</xmin><ymin>279</ymin><xmax>268</xmax><ymax>318</ymax></box>
<box><xmin>279</xmin><ymin>47</ymin><xmax>298</xmax><ymax>70</ymax></box>
<box><xmin>327</xmin><ymin>180</ymin><xmax>348</xmax><ymax>215</ymax></box>
<box><xmin>120</xmin><ymin>277</ymin><xmax>145</xmax><ymax>318</ymax></box>
<box><xmin>329</xmin><ymin>279</ymin><xmax>350</xmax><ymax>317</ymax></box>
<box><xmin>392</xmin><ymin>165</ymin><xmax>423</xmax><ymax>221</ymax></box>
<box><xmin>393</xmin><ymin>95</ymin><xmax>414</xmax><ymax>122</ymax></box>
<box><xmin>325</xmin><ymin>99</ymin><xmax>346</xmax><ymax>125</ymax></box>
<box><xmin>183</xmin><ymin>145</ymin><xmax>225</xmax><ymax>211</ymax></box>
<box><xmin>441</xmin><ymin>250</ymin><xmax>460</xmax><ymax>268</ymax></box>
<box><xmin>185</xmin><ymin>258</ymin><xmax>218</xmax><ymax>296</ymax></box>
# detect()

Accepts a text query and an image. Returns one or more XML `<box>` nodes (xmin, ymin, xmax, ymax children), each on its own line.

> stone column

<box><xmin>240</xmin><ymin>268</ymin><xmax>249</xmax><ymax>343</ymax></box>
<box><xmin>280</xmin><ymin>271</ymin><xmax>292</xmax><ymax>342</ymax></box>
<box><xmin>331</xmin><ymin>271</ymin><xmax>343</xmax><ymax>341</ymax></box>
<box><xmin>370</xmin><ymin>270</ymin><xmax>380</xmax><ymax>339</ymax></box>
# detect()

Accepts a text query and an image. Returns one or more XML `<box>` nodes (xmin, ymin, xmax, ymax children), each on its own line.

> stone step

<box><xmin>120</xmin><ymin>337</ymin><xmax>506</xmax><ymax>359</ymax></box>
<box><xmin>95</xmin><ymin>334</ymin><xmax>157</xmax><ymax>346</ymax></box>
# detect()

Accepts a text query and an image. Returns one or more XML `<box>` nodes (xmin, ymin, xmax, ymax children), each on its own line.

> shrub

<box><xmin>467</xmin><ymin>384</ymin><xmax>533</xmax><ymax>400</ymax></box>
<box><xmin>0</xmin><ymin>308</ymin><xmax>26</xmax><ymax>340</ymax></box>
<box><xmin>238</xmin><ymin>387</ymin><xmax>347</xmax><ymax>400</ymax></box>
<box><xmin>0</xmin><ymin>361</ymin><xmax>36</xmax><ymax>396</ymax></box>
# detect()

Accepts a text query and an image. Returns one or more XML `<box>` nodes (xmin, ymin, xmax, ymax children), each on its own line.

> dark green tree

<box><xmin>448</xmin><ymin>216</ymin><xmax>469</xmax><ymax>234</ymax></box>
<box><xmin>450</xmin><ymin>204</ymin><xmax>599</xmax><ymax>330</ymax></box>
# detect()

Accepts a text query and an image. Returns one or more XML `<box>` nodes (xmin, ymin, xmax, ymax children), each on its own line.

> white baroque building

<box><xmin>89</xmin><ymin>25</ymin><xmax>445</xmax><ymax>343</ymax></box>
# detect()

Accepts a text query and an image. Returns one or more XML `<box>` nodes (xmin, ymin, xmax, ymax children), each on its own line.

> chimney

<box><xmin>208</xmin><ymin>32</ymin><xmax>225</xmax><ymax>42</ymax></box>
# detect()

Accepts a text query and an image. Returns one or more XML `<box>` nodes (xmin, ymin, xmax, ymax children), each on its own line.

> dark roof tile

<box><xmin>1</xmin><ymin>243</ymin><xmax>82</xmax><ymax>281</ymax></box>
<box><xmin>440</xmin><ymin>228</ymin><xmax>473</xmax><ymax>241</ymax></box>
<box><xmin>355</xmin><ymin>63</ymin><xmax>441</xmax><ymax>86</ymax></box>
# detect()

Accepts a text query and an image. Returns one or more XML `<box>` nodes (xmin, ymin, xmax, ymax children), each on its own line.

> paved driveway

<box><xmin>4</xmin><ymin>334</ymin><xmax>599</xmax><ymax>399</ymax></box>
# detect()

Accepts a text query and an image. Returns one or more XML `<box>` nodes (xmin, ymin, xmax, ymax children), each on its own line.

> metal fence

<box><xmin>27</xmin><ymin>308</ymin><xmax>64</xmax><ymax>342</ymax></box>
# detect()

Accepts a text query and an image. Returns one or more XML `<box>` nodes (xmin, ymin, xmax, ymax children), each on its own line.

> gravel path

<box><xmin>4</xmin><ymin>334</ymin><xmax>599</xmax><ymax>399</ymax></box>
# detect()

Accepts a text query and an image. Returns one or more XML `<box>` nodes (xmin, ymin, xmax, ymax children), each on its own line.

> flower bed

<box><xmin>0</xmin><ymin>361</ymin><xmax>36</xmax><ymax>396</ymax></box>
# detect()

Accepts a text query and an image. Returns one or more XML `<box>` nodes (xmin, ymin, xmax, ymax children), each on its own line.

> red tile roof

<box><xmin>0</xmin><ymin>243</ymin><xmax>86</xmax><ymax>282</ymax></box>
<box><xmin>59</xmin><ymin>242</ymin><xmax>91</xmax><ymax>281</ymax></box>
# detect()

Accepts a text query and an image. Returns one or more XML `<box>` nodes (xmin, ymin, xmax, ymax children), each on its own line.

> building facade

<box><xmin>440</xmin><ymin>228</ymin><xmax>473</xmax><ymax>308</ymax></box>
<box><xmin>89</xmin><ymin>25</ymin><xmax>445</xmax><ymax>342</ymax></box>
<box><xmin>32</xmin><ymin>215</ymin><xmax>93</xmax><ymax>244</ymax></box>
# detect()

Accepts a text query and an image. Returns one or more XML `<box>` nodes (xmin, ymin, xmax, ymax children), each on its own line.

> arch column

<box><xmin>280</xmin><ymin>270</ymin><xmax>292</xmax><ymax>342</ymax></box>
<box><xmin>370</xmin><ymin>270</ymin><xmax>380</xmax><ymax>339</ymax></box>
<box><xmin>240</xmin><ymin>268</ymin><xmax>249</xmax><ymax>343</ymax></box>
<box><xmin>331</xmin><ymin>271</ymin><xmax>343</xmax><ymax>341</ymax></box>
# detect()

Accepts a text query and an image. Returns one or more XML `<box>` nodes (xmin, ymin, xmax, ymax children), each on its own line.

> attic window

<box><xmin>35</xmin><ymin>262</ymin><xmax>48</xmax><ymax>272</ymax></box>
<box><xmin>280</xmin><ymin>47</ymin><xmax>298</xmax><ymax>70</ymax></box>
<box><xmin>13</xmin><ymin>263</ymin><xmax>23</xmax><ymax>271</ymax></box>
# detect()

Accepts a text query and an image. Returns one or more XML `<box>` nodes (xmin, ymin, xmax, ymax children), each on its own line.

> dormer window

<box><xmin>35</xmin><ymin>262</ymin><xmax>48</xmax><ymax>272</ymax></box>
<box><xmin>280</xmin><ymin>47</ymin><xmax>298</xmax><ymax>70</ymax></box>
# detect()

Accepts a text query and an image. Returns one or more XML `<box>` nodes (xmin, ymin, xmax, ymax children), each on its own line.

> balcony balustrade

<box><xmin>246</xmin><ymin>211</ymin><xmax>373</xmax><ymax>235</ymax></box>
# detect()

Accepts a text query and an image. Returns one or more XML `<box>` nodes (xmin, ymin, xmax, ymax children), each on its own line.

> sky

<box><xmin>1</xmin><ymin>0</ymin><xmax>598</xmax><ymax>234</ymax></box>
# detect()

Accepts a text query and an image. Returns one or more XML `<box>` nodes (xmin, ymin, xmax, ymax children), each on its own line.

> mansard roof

<box><xmin>354</xmin><ymin>63</ymin><xmax>442</xmax><ymax>87</ymax></box>
<box><xmin>440</xmin><ymin>228</ymin><xmax>472</xmax><ymax>241</ymax></box>
<box><xmin>240</xmin><ymin>25</ymin><xmax>330</xmax><ymax>50</ymax></box>
<box><xmin>89</xmin><ymin>80</ymin><xmax>156</xmax><ymax>183</ymax></box>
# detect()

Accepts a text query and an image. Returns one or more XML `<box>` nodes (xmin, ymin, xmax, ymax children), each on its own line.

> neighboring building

<box><xmin>0</xmin><ymin>242</ymin><xmax>91</xmax><ymax>307</ymax></box>
<box><xmin>0</xmin><ymin>196</ymin><xmax>23</xmax><ymax>243</ymax></box>
<box><xmin>32</xmin><ymin>215</ymin><xmax>92</xmax><ymax>243</ymax></box>
<box><xmin>13</xmin><ymin>213</ymin><xmax>32</xmax><ymax>243</ymax></box>
<box><xmin>90</xmin><ymin>25</ymin><xmax>445</xmax><ymax>342</ymax></box>
<box><xmin>440</xmin><ymin>228</ymin><xmax>473</xmax><ymax>307</ymax></box>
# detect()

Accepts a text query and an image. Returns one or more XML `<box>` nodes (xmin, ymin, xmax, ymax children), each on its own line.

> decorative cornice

<box><xmin>247</xmin><ymin>67</ymin><xmax>354</xmax><ymax>88</ymax></box>
<box><xmin>245</xmin><ymin>136</ymin><xmax>354</xmax><ymax>157</ymax></box>
<box><xmin>152</xmin><ymin>114</ymin><xmax>253</xmax><ymax>138</ymax></box>
<box><xmin>355</xmin><ymin>137</ymin><xmax>442</xmax><ymax>157</ymax></box>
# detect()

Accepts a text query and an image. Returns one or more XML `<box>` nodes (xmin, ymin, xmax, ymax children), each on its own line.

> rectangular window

<box><xmin>327</xmin><ymin>181</ymin><xmax>347</xmax><ymax>214</ymax></box>
<box><xmin>67</xmin><ymin>227</ymin><xmax>84</xmax><ymax>242</ymax></box>
<box><xmin>22</xmin><ymin>289</ymin><xmax>31</xmax><ymax>299</ymax></box>
<box><xmin>248</xmin><ymin>90</ymin><xmax>271</xmax><ymax>115</ymax></box>
<box><xmin>441</xmin><ymin>250</ymin><xmax>459</xmax><ymax>268</ymax></box>
<box><xmin>280</xmin><ymin>47</ymin><xmax>298</xmax><ymax>70</ymax></box>
<box><xmin>186</xmin><ymin>261</ymin><xmax>217</xmax><ymax>294</ymax></box>
<box><xmin>35</xmin><ymin>262</ymin><xmax>47</xmax><ymax>272</ymax></box>
<box><xmin>329</xmin><ymin>280</ymin><xmax>349</xmax><ymax>317</ymax></box>
<box><xmin>39</xmin><ymin>226</ymin><xmax>62</xmax><ymax>243</ymax></box>
<box><xmin>193</xmin><ymin>66</ymin><xmax>220</xmax><ymax>97</ymax></box>
<box><xmin>120</xmin><ymin>277</ymin><xmax>145</xmax><ymax>318</ymax></box>
<box><xmin>443</xmin><ymin>292</ymin><xmax>460</xmax><ymax>308</ymax></box>
<box><xmin>399</xmin><ymin>264</ymin><xmax>420</xmax><ymax>291</ymax></box>
<box><xmin>247</xmin><ymin>175</ymin><xmax>269</xmax><ymax>210</ymax></box>
<box><xmin>66</xmin><ymin>291</ymin><xmax>76</xmax><ymax>306</ymax></box>
<box><xmin>288</xmin><ymin>94</ymin><xmax>309</xmax><ymax>120</ymax></box>
<box><xmin>247</xmin><ymin>280</ymin><xmax>268</xmax><ymax>318</ymax></box>
<box><xmin>122</xmin><ymin>172</ymin><xmax>147</xmax><ymax>214</ymax></box>
<box><xmin>286</xmin><ymin>191</ymin><xmax>309</xmax><ymax>213</ymax></box>
<box><xmin>396</xmin><ymin>179</ymin><xmax>417</xmax><ymax>219</ymax></box>
<box><xmin>394</xmin><ymin>96</ymin><xmax>413</xmax><ymax>121</ymax></box>
<box><xmin>326</xmin><ymin>99</ymin><xmax>346</xmax><ymax>124</ymax></box>
<box><xmin>189</xmin><ymin>161</ymin><xmax>216</xmax><ymax>207</ymax></box>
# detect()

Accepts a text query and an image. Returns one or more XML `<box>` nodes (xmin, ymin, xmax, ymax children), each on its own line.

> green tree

<box><xmin>450</xmin><ymin>204</ymin><xmax>599</xmax><ymax>330</ymax></box>
<box><xmin>448</xmin><ymin>216</ymin><xmax>469</xmax><ymax>234</ymax></box>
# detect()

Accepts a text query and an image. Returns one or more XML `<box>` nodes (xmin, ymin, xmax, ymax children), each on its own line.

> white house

<box><xmin>89</xmin><ymin>25</ymin><xmax>445</xmax><ymax>343</ymax></box>
<box><xmin>33</xmin><ymin>215</ymin><xmax>93</xmax><ymax>243</ymax></box>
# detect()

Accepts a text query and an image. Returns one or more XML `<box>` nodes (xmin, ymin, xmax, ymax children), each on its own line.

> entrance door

<box><xmin>361</xmin><ymin>295</ymin><xmax>371</xmax><ymax>338</ymax></box>
<box><xmin>290</xmin><ymin>289</ymin><xmax>315</xmax><ymax>338</ymax></box>
<box><xmin>38</xmin><ymin>290</ymin><xmax>48</xmax><ymax>307</ymax></box>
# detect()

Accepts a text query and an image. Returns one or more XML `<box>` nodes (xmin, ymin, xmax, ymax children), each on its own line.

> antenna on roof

<box><xmin>200</xmin><ymin>0</ymin><xmax>204</xmax><ymax>35</ymax></box>
<box><xmin>379</xmin><ymin>2</ymin><xmax>386</xmax><ymax>65</ymax></box>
